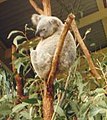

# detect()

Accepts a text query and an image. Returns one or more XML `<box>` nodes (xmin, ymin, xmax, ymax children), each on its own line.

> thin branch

<box><xmin>12</xmin><ymin>45</ymin><xmax>24</xmax><ymax>102</ymax></box>
<box><xmin>47</xmin><ymin>14</ymin><xmax>75</xmax><ymax>86</ymax></box>
<box><xmin>71</xmin><ymin>19</ymin><xmax>101</xmax><ymax>80</ymax></box>
<box><xmin>42</xmin><ymin>0</ymin><xmax>51</xmax><ymax>15</ymax></box>
<box><xmin>29</xmin><ymin>0</ymin><xmax>44</xmax><ymax>15</ymax></box>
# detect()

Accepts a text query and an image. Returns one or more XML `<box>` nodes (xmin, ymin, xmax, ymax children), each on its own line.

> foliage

<box><xmin>0</xmin><ymin>25</ymin><xmax>107</xmax><ymax>120</ymax></box>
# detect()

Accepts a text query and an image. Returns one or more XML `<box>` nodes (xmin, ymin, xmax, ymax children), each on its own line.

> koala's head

<box><xmin>31</xmin><ymin>14</ymin><xmax>63</xmax><ymax>39</ymax></box>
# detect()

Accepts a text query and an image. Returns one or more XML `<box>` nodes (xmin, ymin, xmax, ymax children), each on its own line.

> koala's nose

<box><xmin>35</xmin><ymin>30</ymin><xmax>40</xmax><ymax>37</ymax></box>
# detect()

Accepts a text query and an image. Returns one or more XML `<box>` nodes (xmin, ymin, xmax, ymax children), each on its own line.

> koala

<box><xmin>30</xmin><ymin>14</ymin><xmax>76</xmax><ymax>80</ymax></box>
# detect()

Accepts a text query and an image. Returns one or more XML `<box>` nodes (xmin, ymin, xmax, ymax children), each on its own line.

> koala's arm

<box><xmin>30</xmin><ymin>50</ymin><xmax>53</xmax><ymax>79</ymax></box>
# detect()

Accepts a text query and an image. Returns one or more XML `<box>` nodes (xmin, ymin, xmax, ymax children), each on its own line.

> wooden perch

<box><xmin>29</xmin><ymin>0</ymin><xmax>44</xmax><ymax>15</ymax></box>
<box><xmin>43</xmin><ymin>14</ymin><xmax>75</xmax><ymax>120</ymax></box>
<box><xmin>47</xmin><ymin>14</ymin><xmax>75</xmax><ymax>85</ymax></box>
<box><xmin>29</xmin><ymin>0</ymin><xmax>51</xmax><ymax>16</ymax></box>
<box><xmin>71</xmin><ymin>19</ymin><xmax>101</xmax><ymax>80</ymax></box>
<box><xmin>42</xmin><ymin>0</ymin><xmax>51</xmax><ymax>16</ymax></box>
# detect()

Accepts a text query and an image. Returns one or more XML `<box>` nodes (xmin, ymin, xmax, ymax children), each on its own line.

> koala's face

<box><xmin>31</xmin><ymin>14</ymin><xmax>61</xmax><ymax>39</ymax></box>
<box><xmin>36</xmin><ymin>17</ymin><xmax>58</xmax><ymax>38</ymax></box>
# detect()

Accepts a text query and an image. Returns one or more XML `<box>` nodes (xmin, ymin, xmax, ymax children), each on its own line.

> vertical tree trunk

<box><xmin>43</xmin><ymin>82</ymin><xmax>54</xmax><ymax>120</ymax></box>
<box><xmin>12</xmin><ymin>45</ymin><xmax>24</xmax><ymax>102</ymax></box>
<box><xmin>42</xmin><ymin>0</ymin><xmax>51</xmax><ymax>16</ymax></box>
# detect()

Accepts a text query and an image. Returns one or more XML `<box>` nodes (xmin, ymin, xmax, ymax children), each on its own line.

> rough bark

<box><xmin>71</xmin><ymin>20</ymin><xmax>101</xmax><ymax>80</ymax></box>
<box><xmin>29</xmin><ymin>0</ymin><xmax>44</xmax><ymax>15</ymax></box>
<box><xmin>42</xmin><ymin>0</ymin><xmax>51</xmax><ymax>16</ymax></box>
<box><xmin>43</xmin><ymin>81</ymin><xmax>54</xmax><ymax>120</ymax></box>
<box><xmin>47</xmin><ymin>14</ymin><xmax>75</xmax><ymax>86</ymax></box>
<box><xmin>12</xmin><ymin>45</ymin><xmax>24</xmax><ymax>102</ymax></box>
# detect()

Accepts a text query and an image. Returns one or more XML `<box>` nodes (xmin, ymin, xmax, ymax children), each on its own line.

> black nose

<box><xmin>35</xmin><ymin>30</ymin><xmax>40</xmax><ymax>37</ymax></box>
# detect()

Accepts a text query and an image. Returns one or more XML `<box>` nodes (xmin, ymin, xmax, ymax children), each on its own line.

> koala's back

<box><xmin>30</xmin><ymin>31</ymin><xmax>76</xmax><ymax>79</ymax></box>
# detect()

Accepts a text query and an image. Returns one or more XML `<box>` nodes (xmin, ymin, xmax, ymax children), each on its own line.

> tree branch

<box><xmin>47</xmin><ymin>14</ymin><xmax>75</xmax><ymax>85</ymax></box>
<box><xmin>43</xmin><ymin>14</ymin><xmax>75</xmax><ymax>120</ymax></box>
<box><xmin>42</xmin><ymin>0</ymin><xmax>51</xmax><ymax>16</ymax></box>
<box><xmin>71</xmin><ymin>19</ymin><xmax>101</xmax><ymax>80</ymax></box>
<box><xmin>29</xmin><ymin>0</ymin><xmax>44</xmax><ymax>15</ymax></box>
<box><xmin>12</xmin><ymin>45</ymin><xmax>24</xmax><ymax>103</ymax></box>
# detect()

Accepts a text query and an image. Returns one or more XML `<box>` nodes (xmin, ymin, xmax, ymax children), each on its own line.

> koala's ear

<box><xmin>31</xmin><ymin>14</ymin><xmax>41</xmax><ymax>26</ymax></box>
<box><xmin>49</xmin><ymin>19</ymin><xmax>61</xmax><ymax>27</ymax></box>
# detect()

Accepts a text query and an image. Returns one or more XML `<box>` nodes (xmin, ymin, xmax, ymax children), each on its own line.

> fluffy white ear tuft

<box><xmin>49</xmin><ymin>19</ymin><xmax>61</xmax><ymax>28</ymax></box>
<box><xmin>31</xmin><ymin>14</ymin><xmax>41</xmax><ymax>26</ymax></box>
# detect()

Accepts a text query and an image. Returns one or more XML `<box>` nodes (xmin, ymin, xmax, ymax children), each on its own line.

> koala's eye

<box><xmin>42</xmin><ymin>28</ymin><xmax>46</xmax><ymax>31</ymax></box>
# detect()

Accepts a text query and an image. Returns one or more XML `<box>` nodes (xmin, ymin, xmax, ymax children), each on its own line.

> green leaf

<box><xmin>94</xmin><ymin>88</ymin><xmax>105</xmax><ymax>94</ymax></box>
<box><xmin>12</xmin><ymin>102</ymin><xmax>29</xmax><ymax>113</ymax></box>
<box><xmin>0</xmin><ymin>104</ymin><xmax>11</xmax><ymax>115</ymax></box>
<box><xmin>94</xmin><ymin>93</ymin><xmax>105</xmax><ymax>101</ymax></box>
<box><xmin>7</xmin><ymin>30</ymin><xmax>23</xmax><ymax>39</ymax></box>
<box><xmin>13</xmin><ymin>52</ymin><xmax>25</xmax><ymax>58</ymax></box>
<box><xmin>78</xmin><ymin>11</ymin><xmax>84</xmax><ymax>17</ymax></box>
<box><xmin>89</xmin><ymin>107</ymin><xmax>102</xmax><ymax>117</ymax></box>
<box><xmin>0</xmin><ymin>74</ymin><xmax>3</xmax><ymax>81</ymax></box>
<box><xmin>14</xmin><ymin>58</ymin><xmax>24</xmax><ymax>74</ymax></box>
<box><xmin>54</xmin><ymin>105</ymin><xmax>65</xmax><ymax>117</ymax></box>
<box><xmin>88</xmin><ymin>117</ymin><xmax>94</xmax><ymax>120</ymax></box>
<box><xmin>80</xmin><ymin>101</ymin><xmax>91</xmax><ymax>114</ymax></box>
<box><xmin>13</xmin><ymin>35</ymin><xmax>26</xmax><ymax>48</ymax></box>
<box><xmin>23</xmin><ymin>98</ymin><xmax>37</xmax><ymax>104</ymax></box>
<box><xmin>85</xmin><ymin>28</ymin><xmax>91</xmax><ymax>36</ymax></box>
<box><xmin>13</xmin><ymin>56</ymin><xmax>29</xmax><ymax>74</ymax></box>
<box><xmin>70</xmin><ymin>100</ymin><xmax>79</xmax><ymax>114</ymax></box>
<box><xmin>33</xmin><ymin>117</ymin><xmax>42</xmax><ymax>120</ymax></box>
<box><xmin>20</xmin><ymin>111</ymin><xmax>29</xmax><ymax>119</ymax></box>
<box><xmin>23</xmin><ymin>62</ymin><xmax>30</xmax><ymax>75</ymax></box>
<box><xmin>0</xmin><ymin>94</ymin><xmax>12</xmax><ymax>102</ymax></box>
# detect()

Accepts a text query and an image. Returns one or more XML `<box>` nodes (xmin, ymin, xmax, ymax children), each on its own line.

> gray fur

<box><xmin>30</xmin><ymin>14</ymin><xmax>76</xmax><ymax>79</ymax></box>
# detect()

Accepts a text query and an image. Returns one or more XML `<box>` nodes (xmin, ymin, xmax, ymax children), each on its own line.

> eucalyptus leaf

<box><xmin>78</xmin><ymin>11</ymin><xmax>84</xmax><ymax>17</ymax></box>
<box><xmin>89</xmin><ymin>107</ymin><xmax>102</xmax><ymax>117</ymax></box>
<box><xmin>70</xmin><ymin>100</ymin><xmax>79</xmax><ymax>114</ymax></box>
<box><xmin>0</xmin><ymin>104</ymin><xmax>11</xmax><ymax>115</ymax></box>
<box><xmin>20</xmin><ymin>111</ymin><xmax>29</xmax><ymax>119</ymax></box>
<box><xmin>12</xmin><ymin>102</ymin><xmax>29</xmax><ymax>113</ymax></box>
<box><xmin>54</xmin><ymin>105</ymin><xmax>65</xmax><ymax>117</ymax></box>
<box><xmin>13</xmin><ymin>35</ymin><xmax>26</xmax><ymax>48</ymax></box>
<box><xmin>14</xmin><ymin>58</ymin><xmax>24</xmax><ymax>74</ymax></box>
<box><xmin>94</xmin><ymin>88</ymin><xmax>105</xmax><ymax>94</ymax></box>
<box><xmin>23</xmin><ymin>62</ymin><xmax>30</xmax><ymax>75</ymax></box>
<box><xmin>0</xmin><ymin>94</ymin><xmax>12</xmax><ymax>102</ymax></box>
<box><xmin>0</xmin><ymin>74</ymin><xmax>3</xmax><ymax>81</ymax></box>
<box><xmin>33</xmin><ymin>117</ymin><xmax>42</xmax><ymax>120</ymax></box>
<box><xmin>13</xmin><ymin>56</ymin><xmax>29</xmax><ymax>74</ymax></box>
<box><xmin>80</xmin><ymin>101</ymin><xmax>91</xmax><ymax>114</ymax></box>
<box><xmin>88</xmin><ymin>117</ymin><xmax>94</xmax><ymax>120</ymax></box>
<box><xmin>7</xmin><ymin>30</ymin><xmax>23</xmax><ymax>39</ymax></box>
<box><xmin>23</xmin><ymin>98</ymin><xmax>37</xmax><ymax>104</ymax></box>
<box><xmin>85</xmin><ymin>28</ymin><xmax>91</xmax><ymax>36</ymax></box>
